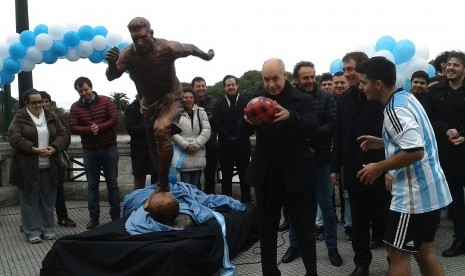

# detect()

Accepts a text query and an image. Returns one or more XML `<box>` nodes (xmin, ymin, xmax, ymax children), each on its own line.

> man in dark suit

<box><xmin>331</xmin><ymin>52</ymin><xmax>390</xmax><ymax>276</ymax></box>
<box><xmin>243</xmin><ymin>58</ymin><xmax>319</xmax><ymax>276</ymax></box>
<box><xmin>214</xmin><ymin>75</ymin><xmax>251</xmax><ymax>202</ymax></box>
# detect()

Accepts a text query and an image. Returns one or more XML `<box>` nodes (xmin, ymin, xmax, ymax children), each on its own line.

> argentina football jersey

<box><xmin>383</xmin><ymin>90</ymin><xmax>452</xmax><ymax>214</ymax></box>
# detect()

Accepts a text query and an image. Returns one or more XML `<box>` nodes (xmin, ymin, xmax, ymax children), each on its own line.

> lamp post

<box><xmin>15</xmin><ymin>0</ymin><xmax>33</xmax><ymax>108</ymax></box>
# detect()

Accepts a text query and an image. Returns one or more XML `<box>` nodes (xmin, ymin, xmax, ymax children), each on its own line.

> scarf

<box><xmin>26</xmin><ymin>107</ymin><xmax>46</xmax><ymax>127</ymax></box>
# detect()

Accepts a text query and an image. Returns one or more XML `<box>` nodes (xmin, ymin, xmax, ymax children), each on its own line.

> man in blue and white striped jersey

<box><xmin>354</xmin><ymin>56</ymin><xmax>452</xmax><ymax>276</ymax></box>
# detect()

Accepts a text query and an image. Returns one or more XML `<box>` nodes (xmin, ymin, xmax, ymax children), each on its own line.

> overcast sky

<box><xmin>0</xmin><ymin>0</ymin><xmax>463</xmax><ymax>109</ymax></box>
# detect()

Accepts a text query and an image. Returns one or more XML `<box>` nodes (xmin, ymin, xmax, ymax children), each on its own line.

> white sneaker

<box><xmin>42</xmin><ymin>233</ymin><xmax>56</xmax><ymax>240</ymax></box>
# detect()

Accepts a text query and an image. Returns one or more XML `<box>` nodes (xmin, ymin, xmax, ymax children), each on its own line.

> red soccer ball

<box><xmin>244</xmin><ymin>96</ymin><xmax>277</xmax><ymax>125</ymax></box>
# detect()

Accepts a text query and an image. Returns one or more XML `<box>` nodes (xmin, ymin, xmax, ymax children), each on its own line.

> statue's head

<box><xmin>144</xmin><ymin>191</ymin><xmax>179</xmax><ymax>224</ymax></box>
<box><xmin>127</xmin><ymin>17</ymin><xmax>152</xmax><ymax>33</ymax></box>
<box><xmin>127</xmin><ymin>17</ymin><xmax>154</xmax><ymax>54</ymax></box>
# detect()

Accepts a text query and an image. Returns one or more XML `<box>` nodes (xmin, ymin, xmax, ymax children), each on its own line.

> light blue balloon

<box><xmin>393</xmin><ymin>39</ymin><xmax>416</xmax><ymax>64</ymax></box>
<box><xmin>330</xmin><ymin>59</ymin><xmax>343</xmax><ymax>75</ymax></box>
<box><xmin>63</xmin><ymin>31</ymin><xmax>81</xmax><ymax>47</ymax></box>
<box><xmin>3</xmin><ymin>58</ymin><xmax>21</xmax><ymax>74</ymax></box>
<box><xmin>427</xmin><ymin>64</ymin><xmax>436</xmax><ymax>78</ymax></box>
<box><xmin>79</xmin><ymin>25</ymin><xmax>96</xmax><ymax>41</ymax></box>
<box><xmin>0</xmin><ymin>70</ymin><xmax>15</xmax><ymax>85</ymax></box>
<box><xmin>42</xmin><ymin>50</ymin><xmax>58</xmax><ymax>64</ymax></box>
<box><xmin>117</xmin><ymin>42</ymin><xmax>129</xmax><ymax>51</ymax></box>
<box><xmin>403</xmin><ymin>79</ymin><xmax>411</xmax><ymax>92</ymax></box>
<box><xmin>20</xmin><ymin>30</ymin><xmax>36</xmax><ymax>47</ymax></box>
<box><xmin>51</xmin><ymin>41</ymin><xmax>68</xmax><ymax>57</ymax></box>
<box><xmin>375</xmin><ymin>36</ymin><xmax>396</xmax><ymax>52</ymax></box>
<box><xmin>94</xmin><ymin>26</ymin><xmax>108</xmax><ymax>37</ymax></box>
<box><xmin>9</xmin><ymin>43</ymin><xmax>27</xmax><ymax>59</ymax></box>
<box><xmin>34</xmin><ymin>24</ymin><xmax>48</xmax><ymax>35</ymax></box>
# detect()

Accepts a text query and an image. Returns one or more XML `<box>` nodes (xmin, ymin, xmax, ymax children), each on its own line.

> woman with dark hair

<box><xmin>172</xmin><ymin>89</ymin><xmax>211</xmax><ymax>188</ymax></box>
<box><xmin>9</xmin><ymin>89</ymin><xmax>70</xmax><ymax>244</ymax></box>
<box><xmin>39</xmin><ymin>91</ymin><xmax>76</xmax><ymax>227</ymax></box>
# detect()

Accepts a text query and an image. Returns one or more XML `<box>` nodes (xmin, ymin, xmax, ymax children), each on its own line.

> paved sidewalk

<box><xmin>0</xmin><ymin>201</ymin><xmax>464</xmax><ymax>276</ymax></box>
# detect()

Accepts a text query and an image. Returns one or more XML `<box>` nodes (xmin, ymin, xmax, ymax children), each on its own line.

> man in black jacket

<box><xmin>192</xmin><ymin>76</ymin><xmax>218</xmax><ymax>194</ymax></box>
<box><xmin>244</xmin><ymin>58</ymin><xmax>319</xmax><ymax>276</ymax></box>
<box><xmin>214</xmin><ymin>75</ymin><xmax>251</xmax><ymax>202</ymax></box>
<box><xmin>125</xmin><ymin>96</ymin><xmax>158</xmax><ymax>189</ymax></box>
<box><xmin>331</xmin><ymin>52</ymin><xmax>390</xmax><ymax>276</ymax></box>
<box><xmin>281</xmin><ymin>61</ymin><xmax>342</xmax><ymax>267</ymax></box>
<box><xmin>426</xmin><ymin>50</ymin><xmax>465</xmax><ymax>257</ymax></box>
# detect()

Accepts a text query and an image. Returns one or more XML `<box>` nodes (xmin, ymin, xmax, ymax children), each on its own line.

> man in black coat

<box><xmin>214</xmin><ymin>75</ymin><xmax>251</xmax><ymax>202</ymax></box>
<box><xmin>426</xmin><ymin>50</ymin><xmax>465</xmax><ymax>257</ymax></box>
<box><xmin>330</xmin><ymin>52</ymin><xmax>390</xmax><ymax>276</ymax></box>
<box><xmin>125</xmin><ymin>97</ymin><xmax>158</xmax><ymax>189</ymax></box>
<box><xmin>192</xmin><ymin>76</ymin><xmax>218</xmax><ymax>194</ymax></box>
<box><xmin>243</xmin><ymin>58</ymin><xmax>319</xmax><ymax>276</ymax></box>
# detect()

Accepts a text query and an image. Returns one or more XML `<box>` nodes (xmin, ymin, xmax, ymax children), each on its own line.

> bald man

<box><xmin>242</xmin><ymin>58</ymin><xmax>319</xmax><ymax>276</ymax></box>
<box><xmin>106</xmin><ymin>17</ymin><xmax>214</xmax><ymax>192</ymax></box>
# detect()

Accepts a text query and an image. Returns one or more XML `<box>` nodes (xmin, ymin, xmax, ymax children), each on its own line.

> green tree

<box><xmin>238</xmin><ymin>70</ymin><xmax>263</xmax><ymax>100</ymax></box>
<box><xmin>110</xmin><ymin>92</ymin><xmax>130</xmax><ymax>113</ymax></box>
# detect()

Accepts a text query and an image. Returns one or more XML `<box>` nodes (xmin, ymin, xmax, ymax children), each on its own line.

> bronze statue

<box><xmin>106</xmin><ymin>17</ymin><xmax>214</xmax><ymax>197</ymax></box>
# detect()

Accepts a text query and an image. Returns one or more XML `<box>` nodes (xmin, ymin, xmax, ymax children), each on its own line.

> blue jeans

<box><xmin>179</xmin><ymin>170</ymin><xmax>202</xmax><ymax>189</ymax></box>
<box><xmin>83</xmin><ymin>145</ymin><xmax>120</xmax><ymax>219</ymax></box>
<box><xmin>289</xmin><ymin>164</ymin><xmax>337</xmax><ymax>249</ymax></box>
<box><xmin>343</xmin><ymin>188</ymin><xmax>352</xmax><ymax>227</ymax></box>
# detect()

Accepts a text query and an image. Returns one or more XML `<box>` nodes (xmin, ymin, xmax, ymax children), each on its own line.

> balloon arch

<box><xmin>328</xmin><ymin>35</ymin><xmax>436</xmax><ymax>92</ymax></box>
<box><xmin>0</xmin><ymin>24</ymin><xmax>130</xmax><ymax>87</ymax></box>
<box><xmin>1</xmin><ymin>29</ymin><xmax>437</xmax><ymax>91</ymax></box>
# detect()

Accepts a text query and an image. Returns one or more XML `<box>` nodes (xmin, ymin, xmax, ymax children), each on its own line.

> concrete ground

<box><xmin>1</xmin><ymin>197</ymin><xmax>464</xmax><ymax>276</ymax></box>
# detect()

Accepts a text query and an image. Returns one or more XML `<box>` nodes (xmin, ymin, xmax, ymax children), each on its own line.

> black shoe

<box><xmin>58</xmin><ymin>217</ymin><xmax>77</xmax><ymax>227</ymax></box>
<box><xmin>86</xmin><ymin>218</ymin><xmax>99</xmax><ymax>229</ymax></box>
<box><xmin>442</xmin><ymin>238</ymin><xmax>465</xmax><ymax>257</ymax></box>
<box><xmin>241</xmin><ymin>195</ymin><xmax>252</xmax><ymax>204</ymax></box>
<box><xmin>279</xmin><ymin>218</ymin><xmax>290</xmax><ymax>232</ymax></box>
<box><xmin>314</xmin><ymin>226</ymin><xmax>325</xmax><ymax>241</ymax></box>
<box><xmin>350</xmin><ymin>266</ymin><xmax>369</xmax><ymax>276</ymax></box>
<box><xmin>281</xmin><ymin>246</ymin><xmax>300</xmax><ymax>263</ymax></box>
<box><xmin>344</xmin><ymin>227</ymin><xmax>352</xmax><ymax>241</ymax></box>
<box><xmin>328</xmin><ymin>248</ymin><xmax>343</xmax><ymax>266</ymax></box>
<box><xmin>369</xmin><ymin>240</ymin><xmax>384</xmax><ymax>250</ymax></box>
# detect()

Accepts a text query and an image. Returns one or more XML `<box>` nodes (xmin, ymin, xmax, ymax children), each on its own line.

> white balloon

<box><xmin>373</xmin><ymin>50</ymin><xmax>396</xmax><ymax>64</ymax></box>
<box><xmin>106</xmin><ymin>32</ymin><xmax>123</xmax><ymax>47</ymax></box>
<box><xmin>355</xmin><ymin>42</ymin><xmax>375</xmax><ymax>57</ymax></box>
<box><xmin>0</xmin><ymin>43</ymin><xmax>9</xmax><ymax>59</ymax></box>
<box><xmin>5</xmin><ymin>33</ymin><xmax>20</xmax><ymax>44</ymax></box>
<box><xmin>35</xmin><ymin>33</ymin><xmax>53</xmax><ymax>51</ymax></box>
<box><xmin>76</xmin><ymin>41</ymin><xmax>93</xmax><ymax>58</ymax></box>
<box><xmin>395</xmin><ymin>71</ymin><xmax>406</xmax><ymax>89</ymax></box>
<box><xmin>406</xmin><ymin>57</ymin><xmax>428</xmax><ymax>77</ymax></box>
<box><xmin>413</xmin><ymin>42</ymin><xmax>430</xmax><ymax>60</ymax></box>
<box><xmin>92</xmin><ymin>35</ymin><xmax>107</xmax><ymax>51</ymax></box>
<box><xmin>396</xmin><ymin>58</ymin><xmax>428</xmax><ymax>81</ymax></box>
<box><xmin>48</xmin><ymin>24</ymin><xmax>66</xmax><ymax>41</ymax></box>
<box><xmin>20</xmin><ymin>58</ymin><xmax>35</xmax><ymax>72</ymax></box>
<box><xmin>65</xmin><ymin>49</ymin><xmax>80</xmax><ymax>62</ymax></box>
<box><xmin>26</xmin><ymin>46</ymin><xmax>43</xmax><ymax>64</ymax></box>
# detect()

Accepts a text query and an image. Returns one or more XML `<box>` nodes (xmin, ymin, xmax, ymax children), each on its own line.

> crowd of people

<box><xmin>7</xmin><ymin>15</ymin><xmax>465</xmax><ymax>276</ymax></box>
